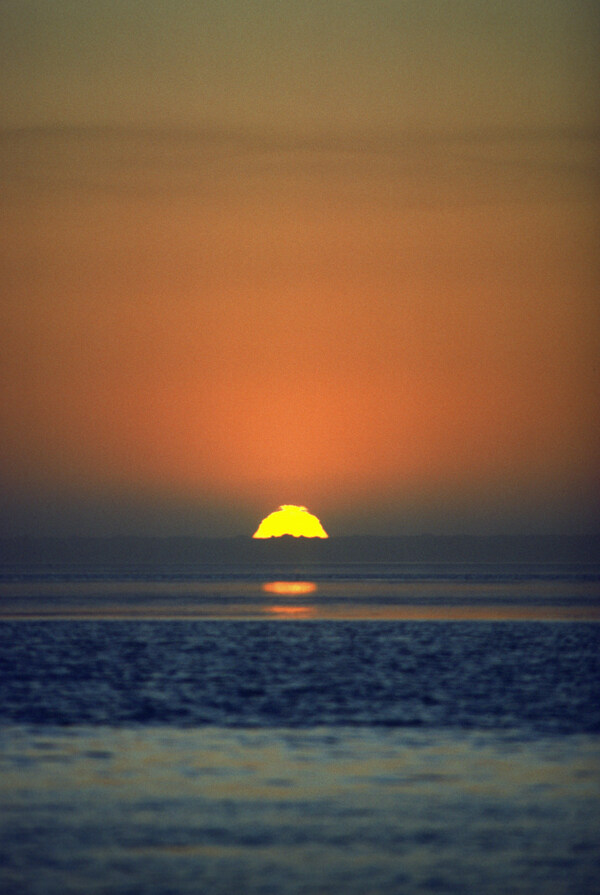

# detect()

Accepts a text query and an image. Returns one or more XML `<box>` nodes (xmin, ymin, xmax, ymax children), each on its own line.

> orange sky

<box><xmin>0</xmin><ymin>2</ymin><xmax>598</xmax><ymax>535</ymax></box>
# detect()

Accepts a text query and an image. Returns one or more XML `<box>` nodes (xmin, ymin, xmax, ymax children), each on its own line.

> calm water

<box><xmin>1</xmin><ymin>564</ymin><xmax>599</xmax><ymax>894</ymax></box>
<box><xmin>1</xmin><ymin>561</ymin><xmax>599</xmax><ymax>620</ymax></box>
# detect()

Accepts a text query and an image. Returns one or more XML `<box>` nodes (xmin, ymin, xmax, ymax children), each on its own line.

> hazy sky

<box><xmin>1</xmin><ymin>1</ymin><xmax>598</xmax><ymax>536</ymax></box>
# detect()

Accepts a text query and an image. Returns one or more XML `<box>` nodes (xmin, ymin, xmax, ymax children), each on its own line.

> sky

<box><xmin>1</xmin><ymin>0</ymin><xmax>598</xmax><ymax>536</ymax></box>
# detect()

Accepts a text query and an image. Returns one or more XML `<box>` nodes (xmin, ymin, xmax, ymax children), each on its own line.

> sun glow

<box><xmin>252</xmin><ymin>505</ymin><xmax>329</xmax><ymax>538</ymax></box>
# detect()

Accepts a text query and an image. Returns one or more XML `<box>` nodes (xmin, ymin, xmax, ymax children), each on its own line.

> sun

<box><xmin>253</xmin><ymin>505</ymin><xmax>329</xmax><ymax>538</ymax></box>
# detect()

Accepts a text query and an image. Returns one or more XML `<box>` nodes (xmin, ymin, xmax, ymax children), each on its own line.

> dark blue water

<box><xmin>1</xmin><ymin>621</ymin><xmax>599</xmax><ymax>734</ymax></box>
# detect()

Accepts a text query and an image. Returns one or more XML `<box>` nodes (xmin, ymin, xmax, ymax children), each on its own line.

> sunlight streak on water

<box><xmin>262</xmin><ymin>581</ymin><xmax>318</xmax><ymax>595</ymax></box>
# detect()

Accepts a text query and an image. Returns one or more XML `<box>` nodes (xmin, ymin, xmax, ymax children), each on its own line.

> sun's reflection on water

<box><xmin>261</xmin><ymin>581</ymin><xmax>317</xmax><ymax>617</ymax></box>
<box><xmin>264</xmin><ymin>605</ymin><xmax>316</xmax><ymax>617</ymax></box>
<box><xmin>262</xmin><ymin>581</ymin><xmax>317</xmax><ymax>596</ymax></box>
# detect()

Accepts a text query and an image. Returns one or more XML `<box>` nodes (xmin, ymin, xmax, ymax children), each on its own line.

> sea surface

<box><xmin>0</xmin><ymin>562</ymin><xmax>599</xmax><ymax>894</ymax></box>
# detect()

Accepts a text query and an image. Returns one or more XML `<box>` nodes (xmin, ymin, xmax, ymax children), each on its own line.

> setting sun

<box><xmin>253</xmin><ymin>505</ymin><xmax>329</xmax><ymax>538</ymax></box>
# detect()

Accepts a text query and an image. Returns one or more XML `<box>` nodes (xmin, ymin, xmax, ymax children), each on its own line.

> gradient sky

<box><xmin>1</xmin><ymin>1</ymin><xmax>598</xmax><ymax>536</ymax></box>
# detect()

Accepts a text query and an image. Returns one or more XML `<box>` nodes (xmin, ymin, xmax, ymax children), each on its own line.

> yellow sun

<box><xmin>253</xmin><ymin>505</ymin><xmax>329</xmax><ymax>538</ymax></box>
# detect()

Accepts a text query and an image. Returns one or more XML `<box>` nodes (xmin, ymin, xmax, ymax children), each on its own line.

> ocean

<box><xmin>0</xmin><ymin>562</ymin><xmax>599</xmax><ymax>894</ymax></box>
